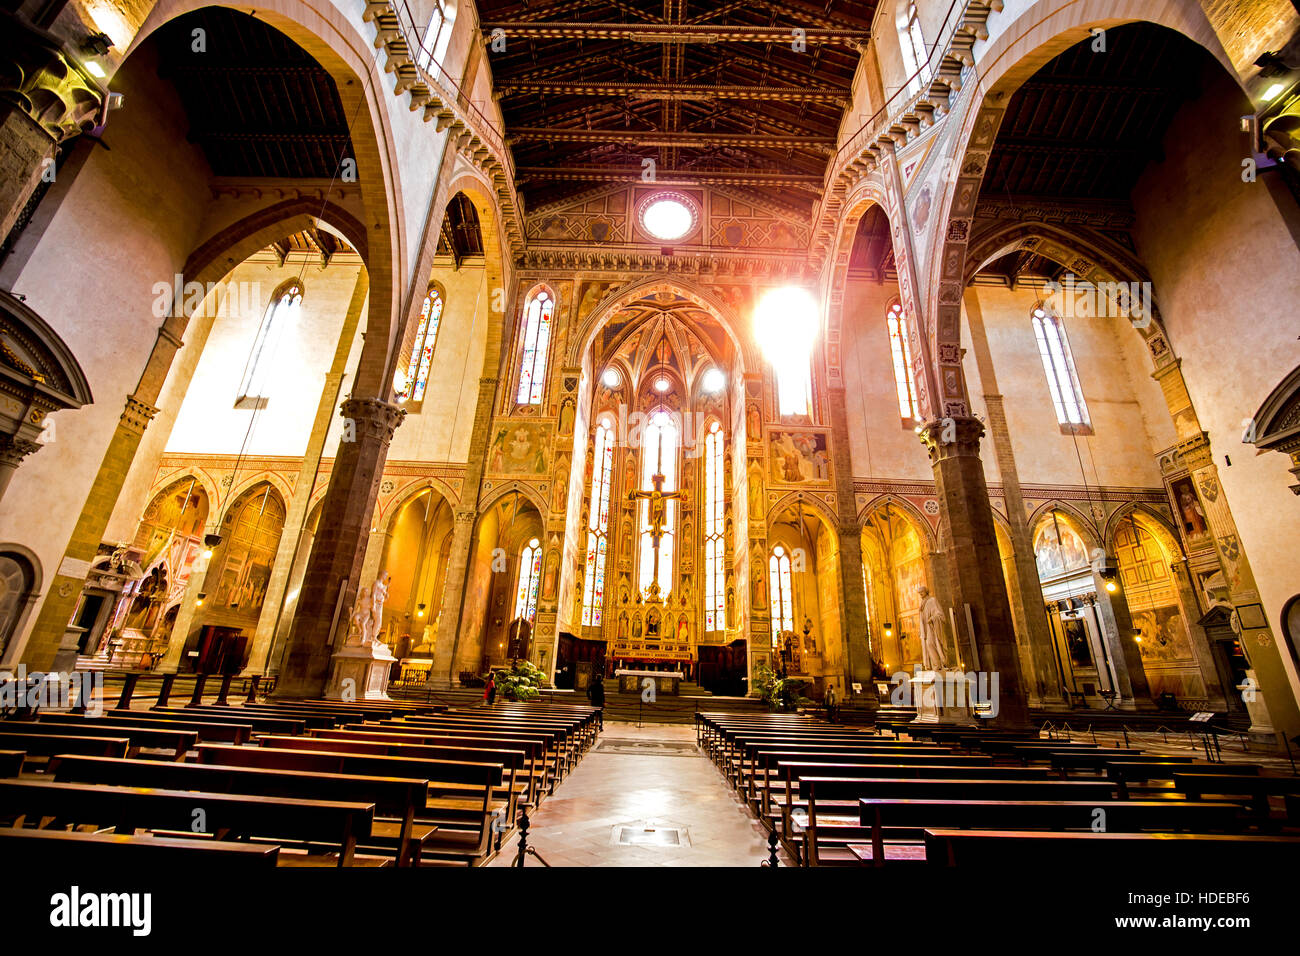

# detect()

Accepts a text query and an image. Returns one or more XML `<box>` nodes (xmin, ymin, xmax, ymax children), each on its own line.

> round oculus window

<box><xmin>639</xmin><ymin>193</ymin><xmax>698</xmax><ymax>242</ymax></box>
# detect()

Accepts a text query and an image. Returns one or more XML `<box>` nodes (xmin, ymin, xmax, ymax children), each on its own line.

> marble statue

<box><xmin>917</xmin><ymin>585</ymin><xmax>948</xmax><ymax>671</ymax></box>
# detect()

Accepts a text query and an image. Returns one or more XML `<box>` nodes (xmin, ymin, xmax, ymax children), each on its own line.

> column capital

<box><xmin>119</xmin><ymin>396</ymin><xmax>159</xmax><ymax>435</ymax></box>
<box><xmin>339</xmin><ymin>396</ymin><xmax>405</xmax><ymax>442</ymax></box>
<box><xmin>0</xmin><ymin>434</ymin><xmax>41</xmax><ymax>468</ymax></box>
<box><xmin>917</xmin><ymin>415</ymin><xmax>985</xmax><ymax>463</ymax></box>
<box><xmin>1176</xmin><ymin>431</ymin><xmax>1214</xmax><ymax>470</ymax></box>
<box><xmin>0</xmin><ymin>18</ymin><xmax>107</xmax><ymax>144</ymax></box>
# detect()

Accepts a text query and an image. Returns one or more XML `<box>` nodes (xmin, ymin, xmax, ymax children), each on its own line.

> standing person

<box><xmin>587</xmin><ymin>673</ymin><xmax>605</xmax><ymax>708</ymax></box>
<box><xmin>825</xmin><ymin>683</ymin><xmax>838</xmax><ymax>723</ymax></box>
<box><xmin>484</xmin><ymin>672</ymin><xmax>497</xmax><ymax>705</ymax></box>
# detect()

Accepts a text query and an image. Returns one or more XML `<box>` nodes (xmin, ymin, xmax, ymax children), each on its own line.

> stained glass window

<box><xmin>581</xmin><ymin>420</ymin><xmax>614</xmax><ymax>627</ymax></box>
<box><xmin>887</xmin><ymin>301</ymin><xmax>921</xmax><ymax>423</ymax></box>
<box><xmin>515</xmin><ymin>286</ymin><xmax>555</xmax><ymax>405</ymax></box>
<box><xmin>638</xmin><ymin>409</ymin><xmax>678</xmax><ymax>600</ymax></box>
<box><xmin>769</xmin><ymin>545</ymin><xmax>794</xmax><ymax>646</ymax></box>
<box><xmin>704</xmin><ymin>420</ymin><xmax>725</xmax><ymax>631</ymax></box>
<box><xmin>514</xmin><ymin>537</ymin><xmax>542</xmax><ymax>625</ymax></box>
<box><xmin>238</xmin><ymin>280</ymin><xmax>302</xmax><ymax>405</ymax></box>
<box><xmin>399</xmin><ymin>286</ymin><xmax>443</xmax><ymax>404</ymax></box>
<box><xmin>1032</xmin><ymin>307</ymin><xmax>1090</xmax><ymax>427</ymax></box>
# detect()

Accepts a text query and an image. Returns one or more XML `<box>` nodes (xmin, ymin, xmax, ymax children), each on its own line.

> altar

<box><xmin>615</xmin><ymin>668</ymin><xmax>682</xmax><ymax>695</ymax></box>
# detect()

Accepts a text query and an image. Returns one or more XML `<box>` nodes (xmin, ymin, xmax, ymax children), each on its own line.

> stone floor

<box><xmin>490</xmin><ymin>722</ymin><xmax>787</xmax><ymax>867</ymax></box>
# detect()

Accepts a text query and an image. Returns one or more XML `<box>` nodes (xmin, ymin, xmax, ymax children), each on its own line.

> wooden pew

<box><xmin>196</xmin><ymin>743</ymin><xmax>505</xmax><ymax>865</ymax></box>
<box><xmin>37</xmin><ymin>711</ymin><xmax>252</xmax><ymax>745</ymax></box>
<box><xmin>48</xmin><ymin>755</ymin><xmax>432</xmax><ymax>867</ymax></box>
<box><xmin>0</xmin><ymin>778</ymin><xmax>374</xmax><ymax>866</ymax></box>
<box><xmin>1106</xmin><ymin>761</ymin><xmax>1259</xmax><ymax>798</ymax></box>
<box><xmin>134</xmin><ymin>707</ymin><xmax>306</xmax><ymax>736</ymax></box>
<box><xmin>844</xmin><ymin>798</ymin><xmax>1250</xmax><ymax>867</ymax></box>
<box><xmin>375</xmin><ymin>720</ymin><xmax>566</xmax><ymax>786</ymax></box>
<box><xmin>390</xmin><ymin>717</ymin><xmax>574</xmax><ymax>778</ymax></box>
<box><xmin>1174</xmin><ymin>772</ymin><xmax>1300</xmax><ymax>821</ymax></box>
<box><xmin>0</xmin><ymin>750</ymin><xmax>23</xmax><ymax>778</ymax></box>
<box><xmin>0</xmin><ymin>731</ymin><xmax>128</xmax><ymax>761</ymax></box>
<box><xmin>0</xmin><ymin>826</ymin><xmax>280</xmax><ymax>869</ymax></box>
<box><xmin>924</xmin><ymin>829</ymin><xmax>1300</xmax><ymax>867</ymax></box>
<box><xmin>253</xmin><ymin>735</ymin><xmax>528</xmax><ymax>826</ymax></box>
<box><xmin>0</xmin><ymin>720</ymin><xmax>195</xmax><ymax>760</ymax></box>
<box><xmin>320</xmin><ymin>728</ymin><xmax>550</xmax><ymax>806</ymax></box>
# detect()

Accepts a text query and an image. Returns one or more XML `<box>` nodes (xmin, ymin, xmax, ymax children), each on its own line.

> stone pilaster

<box><xmin>1092</xmin><ymin>569</ymin><xmax>1156</xmax><ymax>710</ymax></box>
<box><xmin>22</xmin><ymin>395</ymin><xmax>157</xmax><ymax>671</ymax></box>
<box><xmin>918</xmin><ymin>416</ymin><xmax>1029</xmax><ymax>728</ymax></box>
<box><xmin>826</xmin><ymin>385</ymin><xmax>875</xmax><ymax>697</ymax></box>
<box><xmin>273</xmin><ymin>397</ymin><xmax>404</xmax><ymax>698</ymax></box>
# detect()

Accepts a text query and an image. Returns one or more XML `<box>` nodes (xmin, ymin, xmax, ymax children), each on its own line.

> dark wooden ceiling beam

<box><xmin>506</xmin><ymin>127</ymin><xmax>835</xmax><ymax>149</ymax></box>
<box><xmin>516</xmin><ymin>165</ymin><xmax>824</xmax><ymax>186</ymax></box>
<box><xmin>496</xmin><ymin>80</ymin><xmax>849</xmax><ymax>102</ymax></box>
<box><xmin>481</xmin><ymin>22</ymin><xmax>869</xmax><ymax>45</ymax></box>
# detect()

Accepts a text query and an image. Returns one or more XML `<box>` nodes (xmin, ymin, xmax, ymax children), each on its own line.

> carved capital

<box><xmin>0</xmin><ymin>433</ymin><xmax>41</xmax><ymax>468</ymax></box>
<box><xmin>0</xmin><ymin>17</ymin><xmax>106</xmax><ymax>144</ymax></box>
<box><xmin>917</xmin><ymin>415</ymin><xmax>985</xmax><ymax>462</ymax></box>
<box><xmin>339</xmin><ymin>397</ymin><xmax>406</xmax><ymax>443</ymax></box>
<box><xmin>1177</xmin><ymin>431</ymin><xmax>1215</xmax><ymax>471</ymax></box>
<box><xmin>119</xmin><ymin>396</ymin><xmax>159</xmax><ymax>435</ymax></box>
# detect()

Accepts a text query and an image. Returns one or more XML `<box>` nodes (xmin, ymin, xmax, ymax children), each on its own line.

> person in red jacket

<box><xmin>483</xmin><ymin>672</ymin><xmax>497</xmax><ymax>705</ymax></box>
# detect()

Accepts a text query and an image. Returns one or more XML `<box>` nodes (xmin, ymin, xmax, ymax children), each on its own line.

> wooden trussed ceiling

<box><xmin>980</xmin><ymin>22</ymin><xmax>1209</xmax><ymax>201</ymax></box>
<box><xmin>153</xmin><ymin>8</ymin><xmax>354</xmax><ymax>180</ymax></box>
<box><xmin>480</xmin><ymin>0</ymin><xmax>874</xmax><ymax>212</ymax></box>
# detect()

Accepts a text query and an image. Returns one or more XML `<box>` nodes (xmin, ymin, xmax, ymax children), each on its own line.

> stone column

<box><xmin>825</xmin><ymin>385</ymin><xmax>874</xmax><ymax>696</ymax></box>
<box><xmin>273</xmin><ymin>397</ymin><xmax>404</xmax><ymax>699</ymax></box>
<box><xmin>1092</xmin><ymin>569</ymin><xmax>1155</xmax><ymax>709</ymax></box>
<box><xmin>157</xmin><ymin>545</ymin><xmax>212</xmax><ymax>673</ymax></box>
<box><xmin>247</xmin><ymin>270</ymin><xmax>369</xmax><ymax>675</ymax></box>
<box><xmin>1171</xmin><ymin>558</ymin><xmax>1226</xmax><ymax>706</ymax></box>
<box><xmin>961</xmin><ymin>291</ymin><xmax>1063</xmax><ymax>705</ymax></box>
<box><xmin>918</xmin><ymin>416</ymin><xmax>1030</xmax><ymax>728</ymax></box>
<box><xmin>0</xmin><ymin>18</ymin><xmax>104</xmax><ymax>240</ymax></box>
<box><xmin>428</xmin><ymin>375</ymin><xmax>499</xmax><ymax>686</ymax></box>
<box><xmin>21</xmin><ymin>396</ymin><xmax>157</xmax><ymax>671</ymax></box>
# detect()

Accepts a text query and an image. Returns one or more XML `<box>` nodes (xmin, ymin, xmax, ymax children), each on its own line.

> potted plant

<box><xmin>753</xmin><ymin>662</ymin><xmax>812</xmax><ymax>712</ymax></box>
<box><xmin>490</xmin><ymin>659</ymin><xmax>546</xmax><ymax>701</ymax></box>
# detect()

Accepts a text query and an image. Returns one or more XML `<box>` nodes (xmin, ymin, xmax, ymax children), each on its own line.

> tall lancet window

<box><xmin>582</xmin><ymin>420</ymin><xmax>615</xmax><ymax>626</ymax></box>
<box><xmin>515</xmin><ymin>286</ymin><xmax>555</xmax><ymax>405</ymax></box>
<box><xmin>638</xmin><ymin>409</ymin><xmax>678</xmax><ymax>599</ymax></box>
<box><xmin>769</xmin><ymin>545</ymin><xmax>794</xmax><ymax>646</ymax></box>
<box><xmin>418</xmin><ymin>0</ymin><xmax>456</xmax><ymax>72</ymax></box>
<box><xmin>900</xmin><ymin>2</ymin><xmax>930</xmax><ymax>95</ymax></box>
<box><xmin>703</xmin><ymin>420</ymin><xmax>725</xmax><ymax>632</ymax></box>
<box><xmin>887</xmin><ymin>301</ymin><xmax>922</xmax><ymax>424</ymax></box>
<box><xmin>237</xmin><ymin>279</ymin><xmax>302</xmax><ymax>408</ymax></box>
<box><xmin>399</xmin><ymin>285</ymin><xmax>443</xmax><ymax>404</ymax></box>
<box><xmin>514</xmin><ymin>537</ymin><xmax>542</xmax><ymax>625</ymax></box>
<box><xmin>1031</xmin><ymin>306</ymin><xmax>1091</xmax><ymax>430</ymax></box>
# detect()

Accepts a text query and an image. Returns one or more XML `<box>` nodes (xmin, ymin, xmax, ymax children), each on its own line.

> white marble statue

<box><xmin>917</xmin><ymin>585</ymin><xmax>949</xmax><ymax>671</ymax></box>
<box><xmin>369</xmin><ymin>572</ymin><xmax>390</xmax><ymax>645</ymax></box>
<box><xmin>348</xmin><ymin>585</ymin><xmax>374</xmax><ymax>646</ymax></box>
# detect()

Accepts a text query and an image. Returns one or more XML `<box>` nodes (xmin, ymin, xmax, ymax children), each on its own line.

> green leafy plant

<box><xmin>489</xmin><ymin>659</ymin><xmax>545</xmax><ymax>701</ymax></box>
<box><xmin>753</xmin><ymin>662</ymin><xmax>812</xmax><ymax>712</ymax></box>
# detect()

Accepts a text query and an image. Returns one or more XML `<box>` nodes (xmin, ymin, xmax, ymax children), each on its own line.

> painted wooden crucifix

<box><xmin>628</xmin><ymin>471</ymin><xmax>681</xmax><ymax>603</ymax></box>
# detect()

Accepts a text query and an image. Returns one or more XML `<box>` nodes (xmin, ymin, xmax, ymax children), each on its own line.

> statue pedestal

<box><xmin>326</xmin><ymin>642</ymin><xmax>396</xmax><ymax>702</ymax></box>
<box><xmin>909</xmin><ymin>672</ymin><xmax>978</xmax><ymax>727</ymax></box>
<box><xmin>1237</xmin><ymin>669</ymin><xmax>1279</xmax><ymax>747</ymax></box>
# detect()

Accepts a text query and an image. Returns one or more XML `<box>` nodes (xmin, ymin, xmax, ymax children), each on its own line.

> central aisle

<box><xmin>491</xmin><ymin>723</ymin><xmax>775</xmax><ymax>867</ymax></box>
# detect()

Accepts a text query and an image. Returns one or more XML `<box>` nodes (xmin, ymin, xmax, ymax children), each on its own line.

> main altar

<box><xmin>615</xmin><ymin>668</ymin><xmax>683</xmax><ymax>695</ymax></box>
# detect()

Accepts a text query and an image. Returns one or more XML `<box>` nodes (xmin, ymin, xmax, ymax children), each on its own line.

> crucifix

<box><xmin>628</xmin><ymin>471</ymin><xmax>681</xmax><ymax>604</ymax></box>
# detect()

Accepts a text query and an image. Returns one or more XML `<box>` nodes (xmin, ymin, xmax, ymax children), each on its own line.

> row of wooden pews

<box><xmin>1</xmin><ymin>693</ymin><xmax>599</xmax><ymax>868</ymax></box>
<box><xmin>697</xmin><ymin>712</ymin><xmax>1300</xmax><ymax>868</ymax></box>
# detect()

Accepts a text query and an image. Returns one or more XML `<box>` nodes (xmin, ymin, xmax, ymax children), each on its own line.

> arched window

<box><xmin>515</xmin><ymin>286</ymin><xmax>555</xmax><ymax>406</ymax></box>
<box><xmin>769</xmin><ymin>545</ymin><xmax>794</xmax><ymax>646</ymax></box>
<box><xmin>418</xmin><ymin>0</ymin><xmax>456</xmax><ymax>72</ymax></box>
<box><xmin>703</xmin><ymin>420</ymin><xmax>725</xmax><ymax>632</ymax></box>
<box><xmin>638</xmin><ymin>409</ymin><xmax>678</xmax><ymax>599</ymax></box>
<box><xmin>237</xmin><ymin>280</ymin><xmax>302</xmax><ymax>408</ymax></box>
<box><xmin>399</xmin><ymin>285</ymin><xmax>443</xmax><ymax>405</ymax></box>
<box><xmin>776</xmin><ymin>356</ymin><xmax>814</xmax><ymax>420</ymax></box>
<box><xmin>514</xmin><ymin>537</ymin><xmax>542</xmax><ymax>625</ymax></box>
<box><xmin>582</xmin><ymin>420</ymin><xmax>615</xmax><ymax>627</ymax></box>
<box><xmin>1031</xmin><ymin>306</ymin><xmax>1090</xmax><ymax>430</ymax></box>
<box><xmin>887</xmin><ymin>301</ymin><xmax>921</xmax><ymax>423</ymax></box>
<box><xmin>899</xmin><ymin>2</ymin><xmax>930</xmax><ymax>96</ymax></box>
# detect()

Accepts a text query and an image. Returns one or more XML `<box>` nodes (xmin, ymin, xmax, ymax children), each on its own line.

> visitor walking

<box><xmin>484</xmin><ymin>672</ymin><xmax>497</xmax><ymax>705</ymax></box>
